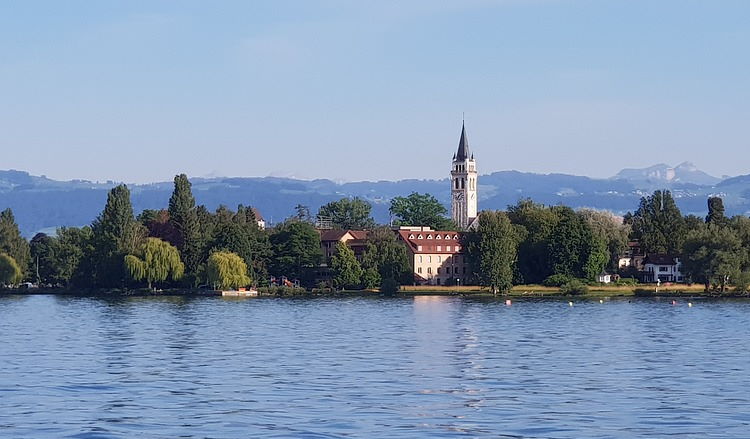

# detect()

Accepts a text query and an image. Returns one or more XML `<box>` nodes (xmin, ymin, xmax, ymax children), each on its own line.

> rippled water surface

<box><xmin>1</xmin><ymin>294</ymin><xmax>749</xmax><ymax>438</ymax></box>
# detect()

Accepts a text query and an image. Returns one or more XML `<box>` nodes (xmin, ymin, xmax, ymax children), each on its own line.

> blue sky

<box><xmin>1</xmin><ymin>0</ymin><xmax>748</xmax><ymax>183</ymax></box>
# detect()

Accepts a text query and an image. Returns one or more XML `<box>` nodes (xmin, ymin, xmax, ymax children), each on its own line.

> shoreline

<box><xmin>3</xmin><ymin>284</ymin><xmax>748</xmax><ymax>299</ymax></box>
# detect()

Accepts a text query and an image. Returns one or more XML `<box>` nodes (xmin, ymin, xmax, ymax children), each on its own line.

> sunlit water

<box><xmin>1</xmin><ymin>294</ymin><xmax>749</xmax><ymax>438</ymax></box>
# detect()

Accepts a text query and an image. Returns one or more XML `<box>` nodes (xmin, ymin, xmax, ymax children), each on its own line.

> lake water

<box><xmin>1</xmin><ymin>294</ymin><xmax>749</xmax><ymax>438</ymax></box>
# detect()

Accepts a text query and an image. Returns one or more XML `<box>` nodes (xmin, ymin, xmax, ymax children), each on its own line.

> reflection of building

<box><xmin>642</xmin><ymin>254</ymin><xmax>683</xmax><ymax>283</ymax></box>
<box><xmin>451</xmin><ymin>122</ymin><xmax>478</xmax><ymax>229</ymax></box>
<box><xmin>396</xmin><ymin>226</ymin><xmax>469</xmax><ymax>285</ymax></box>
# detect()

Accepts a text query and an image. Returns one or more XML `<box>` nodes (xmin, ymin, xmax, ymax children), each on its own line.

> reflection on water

<box><xmin>1</xmin><ymin>294</ymin><xmax>749</xmax><ymax>438</ymax></box>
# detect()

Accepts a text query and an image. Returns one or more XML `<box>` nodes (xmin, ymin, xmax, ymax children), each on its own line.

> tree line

<box><xmin>467</xmin><ymin>192</ymin><xmax>750</xmax><ymax>294</ymax></box>
<box><xmin>2</xmin><ymin>177</ymin><xmax>749</xmax><ymax>295</ymax></box>
<box><xmin>0</xmin><ymin>176</ymin><xmax>448</xmax><ymax>291</ymax></box>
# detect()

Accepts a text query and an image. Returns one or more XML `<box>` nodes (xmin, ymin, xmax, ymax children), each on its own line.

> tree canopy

<box><xmin>389</xmin><ymin>192</ymin><xmax>454</xmax><ymax>230</ymax></box>
<box><xmin>318</xmin><ymin>197</ymin><xmax>376</xmax><ymax>230</ymax></box>
<box><xmin>0</xmin><ymin>208</ymin><xmax>30</xmax><ymax>279</ymax></box>
<box><xmin>330</xmin><ymin>242</ymin><xmax>363</xmax><ymax>289</ymax></box>
<box><xmin>0</xmin><ymin>253</ymin><xmax>23</xmax><ymax>286</ymax></box>
<box><xmin>465</xmin><ymin>211</ymin><xmax>520</xmax><ymax>294</ymax></box>
<box><xmin>628</xmin><ymin>190</ymin><xmax>685</xmax><ymax>255</ymax></box>
<box><xmin>269</xmin><ymin>220</ymin><xmax>322</xmax><ymax>285</ymax></box>
<box><xmin>207</xmin><ymin>251</ymin><xmax>251</xmax><ymax>290</ymax></box>
<box><xmin>124</xmin><ymin>238</ymin><xmax>185</xmax><ymax>289</ymax></box>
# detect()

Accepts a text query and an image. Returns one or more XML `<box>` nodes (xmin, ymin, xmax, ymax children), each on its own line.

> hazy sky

<box><xmin>1</xmin><ymin>1</ymin><xmax>748</xmax><ymax>184</ymax></box>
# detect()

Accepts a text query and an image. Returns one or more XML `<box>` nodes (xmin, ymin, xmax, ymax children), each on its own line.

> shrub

<box><xmin>543</xmin><ymin>273</ymin><xmax>573</xmax><ymax>287</ymax></box>
<box><xmin>733</xmin><ymin>271</ymin><xmax>750</xmax><ymax>293</ymax></box>
<box><xmin>560</xmin><ymin>279</ymin><xmax>589</xmax><ymax>296</ymax></box>
<box><xmin>615</xmin><ymin>277</ymin><xmax>639</xmax><ymax>286</ymax></box>
<box><xmin>380</xmin><ymin>277</ymin><xmax>399</xmax><ymax>295</ymax></box>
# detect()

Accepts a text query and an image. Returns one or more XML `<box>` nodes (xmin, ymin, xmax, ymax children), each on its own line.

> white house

<box><xmin>642</xmin><ymin>254</ymin><xmax>683</xmax><ymax>283</ymax></box>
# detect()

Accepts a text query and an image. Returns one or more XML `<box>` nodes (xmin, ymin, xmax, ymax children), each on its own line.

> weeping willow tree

<box><xmin>124</xmin><ymin>238</ymin><xmax>184</xmax><ymax>289</ymax></box>
<box><xmin>0</xmin><ymin>253</ymin><xmax>23</xmax><ymax>286</ymax></box>
<box><xmin>207</xmin><ymin>251</ymin><xmax>251</xmax><ymax>290</ymax></box>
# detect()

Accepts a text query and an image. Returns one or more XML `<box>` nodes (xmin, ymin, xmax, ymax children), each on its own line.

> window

<box><xmin>427</xmin><ymin>267</ymin><xmax>432</xmax><ymax>274</ymax></box>
<box><xmin>417</xmin><ymin>267</ymin><xmax>422</xmax><ymax>274</ymax></box>
<box><xmin>659</xmin><ymin>266</ymin><xmax>669</xmax><ymax>272</ymax></box>
<box><xmin>418</xmin><ymin>256</ymin><xmax>422</xmax><ymax>263</ymax></box>
<box><xmin>417</xmin><ymin>234</ymin><xmax>423</xmax><ymax>239</ymax></box>
<box><xmin>428</xmin><ymin>256</ymin><xmax>432</xmax><ymax>263</ymax></box>
<box><xmin>417</xmin><ymin>245</ymin><xmax>422</xmax><ymax>251</ymax></box>
<box><xmin>437</xmin><ymin>256</ymin><xmax>442</xmax><ymax>263</ymax></box>
<box><xmin>409</xmin><ymin>234</ymin><xmax>415</xmax><ymax>239</ymax></box>
<box><xmin>427</xmin><ymin>234</ymin><xmax>433</xmax><ymax>239</ymax></box>
<box><xmin>436</xmin><ymin>235</ymin><xmax>442</xmax><ymax>240</ymax></box>
<box><xmin>437</xmin><ymin>246</ymin><xmax>442</xmax><ymax>252</ymax></box>
<box><xmin>446</xmin><ymin>246</ymin><xmax>451</xmax><ymax>252</ymax></box>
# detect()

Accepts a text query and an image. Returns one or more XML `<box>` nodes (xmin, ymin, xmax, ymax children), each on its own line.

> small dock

<box><xmin>220</xmin><ymin>289</ymin><xmax>259</xmax><ymax>297</ymax></box>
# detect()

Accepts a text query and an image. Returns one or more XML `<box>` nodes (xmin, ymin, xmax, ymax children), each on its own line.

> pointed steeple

<box><xmin>455</xmin><ymin>121</ymin><xmax>470</xmax><ymax>161</ymax></box>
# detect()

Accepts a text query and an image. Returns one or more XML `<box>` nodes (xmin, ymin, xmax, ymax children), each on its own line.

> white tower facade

<box><xmin>451</xmin><ymin>122</ymin><xmax>478</xmax><ymax>229</ymax></box>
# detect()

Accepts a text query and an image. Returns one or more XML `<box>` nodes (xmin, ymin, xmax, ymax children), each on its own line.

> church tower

<box><xmin>451</xmin><ymin>122</ymin><xmax>478</xmax><ymax>229</ymax></box>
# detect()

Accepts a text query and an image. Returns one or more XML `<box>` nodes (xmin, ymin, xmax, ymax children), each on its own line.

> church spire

<box><xmin>455</xmin><ymin>121</ymin><xmax>470</xmax><ymax>161</ymax></box>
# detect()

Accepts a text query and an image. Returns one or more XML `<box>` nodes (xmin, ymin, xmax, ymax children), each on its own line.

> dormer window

<box><xmin>409</xmin><ymin>234</ymin><xmax>415</xmax><ymax>239</ymax></box>
<box><xmin>436</xmin><ymin>235</ymin><xmax>441</xmax><ymax>240</ymax></box>
<box><xmin>417</xmin><ymin>234</ymin><xmax>423</xmax><ymax>239</ymax></box>
<box><xmin>427</xmin><ymin>235</ymin><xmax>433</xmax><ymax>239</ymax></box>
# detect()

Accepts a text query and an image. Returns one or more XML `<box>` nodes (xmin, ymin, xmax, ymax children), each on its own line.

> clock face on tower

<box><xmin>453</xmin><ymin>192</ymin><xmax>464</xmax><ymax>201</ymax></box>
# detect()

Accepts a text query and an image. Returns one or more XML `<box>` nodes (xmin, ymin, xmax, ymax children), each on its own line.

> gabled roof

<box><xmin>250</xmin><ymin>207</ymin><xmax>264</xmax><ymax>221</ymax></box>
<box><xmin>397</xmin><ymin>230</ymin><xmax>464</xmax><ymax>254</ymax></box>
<box><xmin>455</xmin><ymin>122</ymin><xmax>471</xmax><ymax>161</ymax></box>
<box><xmin>644</xmin><ymin>254</ymin><xmax>679</xmax><ymax>265</ymax></box>
<box><xmin>319</xmin><ymin>229</ymin><xmax>350</xmax><ymax>242</ymax></box>
<box><xmin>319</xmin><ymin>229</ymin><xmax>370</xmax><ymax>242</ymax></box>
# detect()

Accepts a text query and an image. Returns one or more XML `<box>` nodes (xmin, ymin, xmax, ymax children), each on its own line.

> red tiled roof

<box><xmin>397</xmin><ymin>230</ymin><xmax>464</xmax><ymax>254</ymax></box>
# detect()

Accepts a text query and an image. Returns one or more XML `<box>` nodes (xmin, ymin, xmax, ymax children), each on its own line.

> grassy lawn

<box><xmin>399</xmin><ymin>283</ymin><xmax>709</xmax><ymax>297</ymax></box>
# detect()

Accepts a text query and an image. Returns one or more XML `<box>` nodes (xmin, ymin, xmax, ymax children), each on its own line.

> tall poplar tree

<box><xmin>85</xmin><ymin>184</ymin><xmax>137</xmax><ymax>287</ymax></box>
<box><xmin>168</xmin><ymin>174</ymin><xmax>202</xmax><ymax>279</ymax></box>
<box><xmin>706</xmin><ymin>197</ymin><xmax>728</xmax><ymax>226</ymax></box>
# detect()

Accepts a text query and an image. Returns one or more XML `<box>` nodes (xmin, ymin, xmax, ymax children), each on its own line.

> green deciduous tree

<box><xmin>0</xmin><ymin>208</ymin><xmax>30</xmax><ymax>279</ymax></box>
<box><xmin>506</xmin><ymin>199</ymin><xmax>559</xmax><ymax>284</ymax></box>
<box><xmin>0</xmin><ymin>253</ymin><xmax>23</xmax><ymax>286</ymax></box>
<box><xmin>389</xmin><ymin>192</ymin><xmax>454</xmax><ymax>230</ymax></box>
<box><xmin>124</xmin><ymin>238</ymin><xmax>185</xmax><ymax>289</ymax></box>
<box><xmin>628</xmin><ymin>190</ymin><xmax>686</xmax><ymax>255</ymax></box>
<box><xmin>209</xmin><ymin>205</ymin><xmax>272</xmax><ymax>285</ymax></box>
<box><xmin>360</xmin><ymin>227</ymin><xmax>412</xmax><ymax>287</ymax></box>
<box><xmin>330</xmin><ymin>242</ymin><xmax>363</xmax><ymax>289</ymax></box>
<box><xmin>269</xmin><ymin>220</ymin><xmax>322</xmax><ymax>285</ymax></box>
<box><xmin>207</xmin><ymin>251</ymin><xmax>251</xmax><ymax>290</ymax></box>
<box><xmin>682</xmin><ymin>225</ymin><xmax>745</xmax><ymax>292</ymax></box>
<box><xmin>466</xmin><ymin>211</ymin><xmax>519</xmax><ymax>295</ymax></box>
<box><xmin>578</xmin><ymin>208</ymin><xmax>630</xmax><ymax>269</ymax></box>
<box><xmin>318</xmin><ymin>197</ymin><xmax>376</xmax><ymax>230</ymax></box>
<box><xmin>547</xmin><ymin>207</ymin><xmax>606</xmax><ymax>281</ymax></box>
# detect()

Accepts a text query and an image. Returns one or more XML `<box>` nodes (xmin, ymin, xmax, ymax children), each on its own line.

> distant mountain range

<box><xmin>1</xmin><ymin>164</ymin><xmax>747</xmax><ymax>237</ymax></box>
